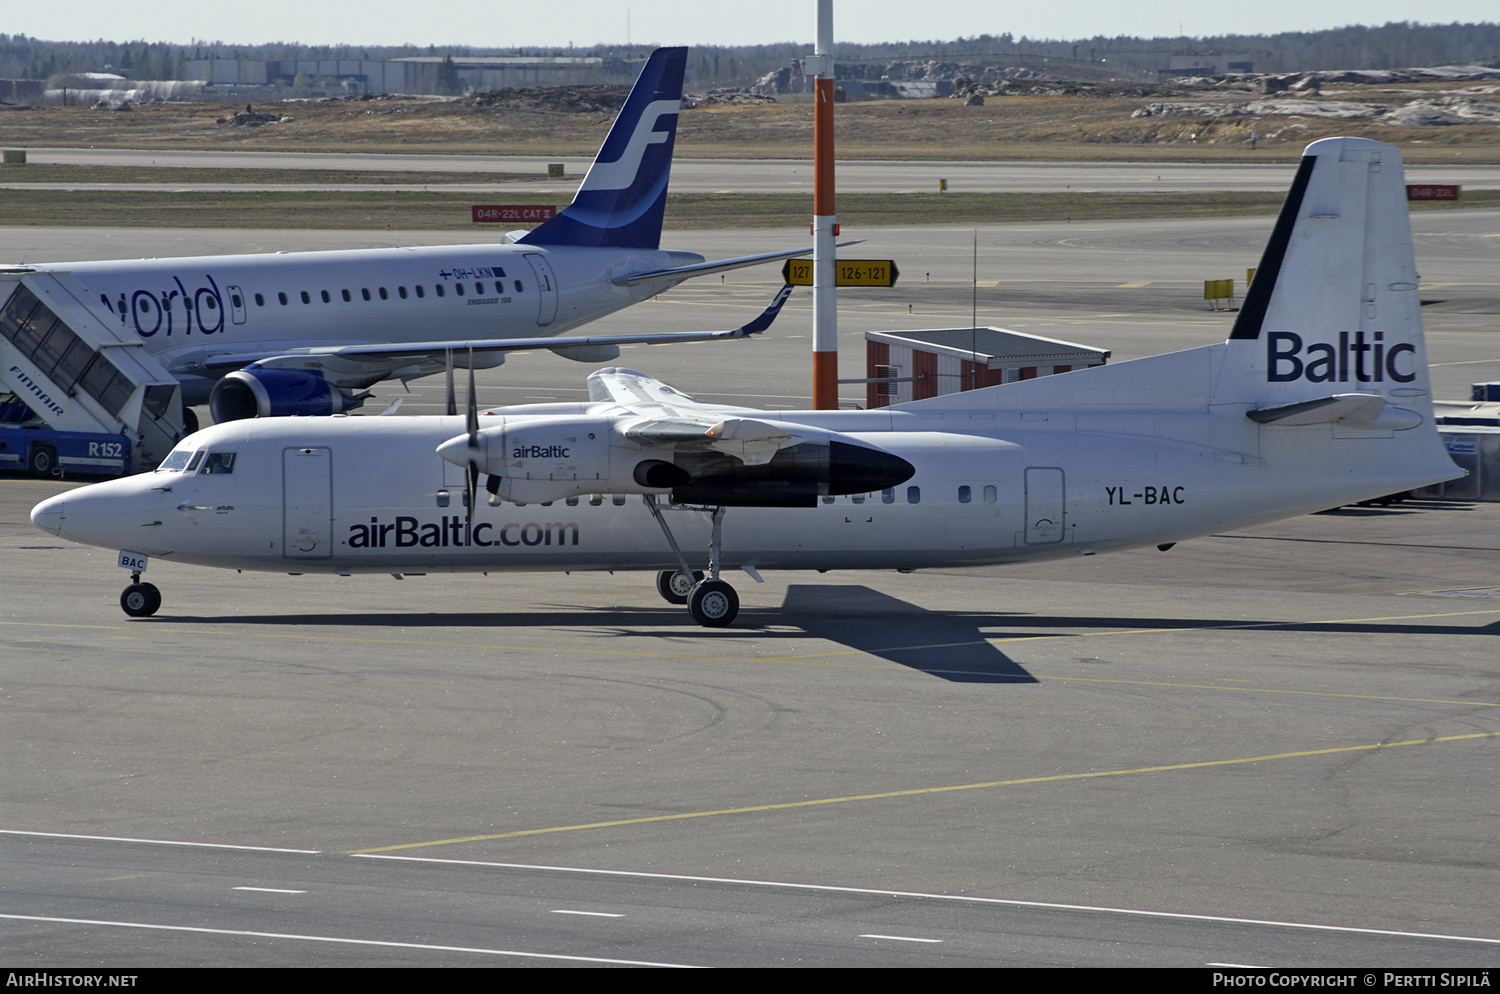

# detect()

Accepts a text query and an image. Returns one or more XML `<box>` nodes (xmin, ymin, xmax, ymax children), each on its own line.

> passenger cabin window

<box><xmin>415</xmin><ymin>286</ymin><xmax>425</xmax><ymax>299</ymax></box>
<box><xmin>984</xmin><ymin>485</ymin><xmax>997</xmax><ymax>503</ymax></box>
<box><xmin>398</xmin><ymin>286</ymin><xmax>408</xmax><ymax>299</ymax></box>
<box><xmin>254</xmin><ymin>293</ymin><xmax>265</xmax><ymax>307</ymax></box>
<box><xmin>907</xmin><ymin>486</ymin><xmax>921</xmax><ymax>504</ymax></box>
<box><xmin>200</xmin><ymin>452</ymin><xmax>237</xmax><ymax>475</ymax></box>
<box><xmin>454</xmin><ymin>283</ymin><xmax>464</xmax><ymax>296</ymax></box>
<box><xmin>361</xmin><ymin>288</ymin><xmax>371</xmax><ymax>301</ymax></box>
<box><xmin>435</xmin><ymin>284</ymin><xmax>445</xmax><ymax>298</ymax></box>
<box><xmin>278</xmin><ymin>292</ymin><xmax>288</xmax><ymax>306</ymax></box>
<box><xmin>588</xmin><ymin>494</ymin><xmax>603</xmax><ymax>506</ymax></box>
<box><xmin>341</xmin><ymin>289</ymin><xmax>351</xmax><ymax>302</ymax></box>
<box><xmin>565</xmin><ymin>496</ymin><xmax>578</xmax><ymax>506</ymax></box>
<box><xmin>320</xmin><ymin>290</ymin><xmax>331</xmax><ymax>303</ymax></box>
<box><xmin>476</xmin><ymin>282</ymin><xmax>486</xmax><ymax>294</ymax></box>
<box><xmin>300</xmin><ymin>291</ymin><xmax>311</xmax><ymax>304</ymax></box>
<box><xmin>959</xmin><ymin>486</ymin><xmax>971</xmax><ymax>504</ymax></box>
<box><xmin>514</xmin><ymin>280</ymin><xmax>524</xmax><ymax>293</ymax></box>
<box><xmin>379</xmin><ymin>287</ymin><xmax>389</xmax><ymax>300</ymax></box>
<box><xmin>882</xmin><ymin>488</ymin><xmax>895</xmax><ymax>504</ymax></box>
<box><xmin>612</xmin><ymin>495</ymin><xmax>626</xmax><ymax>506</ymax></box>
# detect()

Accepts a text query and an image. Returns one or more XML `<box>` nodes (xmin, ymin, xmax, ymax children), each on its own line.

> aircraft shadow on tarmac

<box><xmin>151</xmin><ymin>580</ymin><xmax>1498</xmax><ymax>680</ymax></box>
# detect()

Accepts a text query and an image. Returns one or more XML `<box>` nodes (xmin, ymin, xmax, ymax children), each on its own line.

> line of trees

<box><xmin>2</xmin><ymin>22</ymin><xmax>1497</xmax><ymax>88</ymax></box>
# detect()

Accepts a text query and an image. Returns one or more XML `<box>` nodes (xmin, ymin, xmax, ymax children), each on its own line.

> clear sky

<box><xmin>9</xmin><ymin>1</ymin><xmax>1498</xmax><ymax>48</ymax></box>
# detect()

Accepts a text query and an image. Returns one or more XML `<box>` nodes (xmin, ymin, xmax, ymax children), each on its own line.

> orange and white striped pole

<box><xmin>811</xmin><ymin>0</ymin><xmax>838</xmax><ymax>409</ymax></box>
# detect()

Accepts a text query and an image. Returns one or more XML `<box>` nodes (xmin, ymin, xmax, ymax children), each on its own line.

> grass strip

<box><xmin>1</xmin><ymin>189</ymin><xmax>1495</xmax><ymax>231</ymax></box>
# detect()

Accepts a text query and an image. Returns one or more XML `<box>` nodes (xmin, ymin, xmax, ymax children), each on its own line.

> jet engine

<box><xmin>209</xmin><ymin>368</ymin><xmax>368</xmax><ymax>421</ymax></box>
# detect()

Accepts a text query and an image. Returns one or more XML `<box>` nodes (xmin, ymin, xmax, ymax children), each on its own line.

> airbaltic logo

<box><xmin>347</xmin><ymin>515</ymin><xmax>579</xmax><ymax>549</ymax></box>
<box><xmin>102</xmin><ymin>274</ymin><xmax>226</xmax><ymax>338</ymax></box>
<box><xmin>1267</xmin><ymin>331</ymin><xmax>1416</xmax><ymax>384</ymax></box>
<box><xmin>513</xmin><ymin>444</ymin><xmax>570</xmax><ymax>459</ymax></box>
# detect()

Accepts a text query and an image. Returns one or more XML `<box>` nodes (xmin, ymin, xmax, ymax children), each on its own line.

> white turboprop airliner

<box><xmin>32</xmin><ymin>138</ymin><xmax>1464</xmax><ymax>626</ymax></box>
<box><xmin>12</xmin><ymin>47</ymin><xmax>814</xmax><ymax>426</ymax></box>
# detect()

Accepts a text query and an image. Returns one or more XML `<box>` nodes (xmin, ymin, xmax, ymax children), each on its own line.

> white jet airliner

<box><xmin>32</xmin><ymin>138</ymin><xmax>1464</xmax><ymax>626</ymax></box>
<box><xmin>14</xmin><ymin>47</ymin><xmax>813</xmax><ymax>426</ymax></box>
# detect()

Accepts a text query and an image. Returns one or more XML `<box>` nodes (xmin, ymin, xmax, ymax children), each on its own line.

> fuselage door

<box><xmin>226</xmin><ymin>285</ymin><xmax>248</xmax><ymax>325</ymax></box>
<box><xmin>1023</xmin><ymin>466</ymin><xmax>1066</xmax><ymax>545</ymax></box>
<box><xmin>284</xmin><ymin>446</ymin><xmax>332</xmax><ymax>559</ymax></box>
<box><xmin>523</xmin><ymin>253</ymin><xmax>558</xmax><ymax>327</ymax></box>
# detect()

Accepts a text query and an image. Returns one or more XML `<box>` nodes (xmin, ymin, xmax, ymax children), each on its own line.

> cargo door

<box><xmin>1022</xmin><ymin>466</ymin><xmax>1066</xmax><ymax>545</ymax></box>
<box><xmin>284</xmin><ymin>446</ymin><xmax>332</xmax><ymax>558</ymax></box>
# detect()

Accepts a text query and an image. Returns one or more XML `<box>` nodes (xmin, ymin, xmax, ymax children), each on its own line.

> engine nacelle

<box><xmin>210</xmin><ymin>368</ymin><xmax>360</xmax><ymax>421</ymax></box>
<box><xmin>441</xmin><ymin>414</ymin><xmax>915</xmax><ymax>508</ymax></box>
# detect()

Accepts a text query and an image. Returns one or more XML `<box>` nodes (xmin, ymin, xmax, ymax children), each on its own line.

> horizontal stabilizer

<box><xmin>1247</xmin><ymin>392</ymin><xmax>1422</xmax><ymax>430</ymax></box>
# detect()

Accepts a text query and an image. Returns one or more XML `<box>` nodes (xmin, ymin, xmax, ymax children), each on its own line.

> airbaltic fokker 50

<box><xmin>12</xmin><ymin>47</ymin><xmax>810</xmax><ymax>425</ymax></box>
<box><xmin>33</xmin><ymin>138</ymin><xmax>1463</xmax><ymax>626</ymax></box>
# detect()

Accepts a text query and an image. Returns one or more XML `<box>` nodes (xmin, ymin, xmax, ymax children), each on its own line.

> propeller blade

<box><xmin>464</xmin><ymin>348</ymin><xmax>479</xmax><ymax>544</ymax></box>
<box><xmin>444</xmin><ymin>348</ymin><xmax>456</xmax><ymax>417</ymax></box>
<box><xmin>466</xmin><ymin>351</ymin><xmax>479</xmax><ymax>440</ymax></box>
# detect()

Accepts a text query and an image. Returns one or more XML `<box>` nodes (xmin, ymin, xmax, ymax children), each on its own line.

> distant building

<box><xmin>864</xmin><ymin>328</ymin><xmax>1109</xmax><ymax>408</ymax></box>
<box><xmin>1158</xmin><ymin>54</ymin><xmax>1254</xmax><ymax>80</ymax></box>
<box><xmin>182</xmin><ymin>55</ymin><xmax>628</xmax><ymax>97</ymax></box>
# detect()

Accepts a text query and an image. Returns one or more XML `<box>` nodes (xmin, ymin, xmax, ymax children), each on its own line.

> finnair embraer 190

<box><xmin>17</xmin><ymin>47</ymin><xmax>811</xmax><ymax>425</ymax></box>
<box><xmin>32</xmin><ymin>138</ymin><xmax>1464</xmax><ymax>626</ymax></box>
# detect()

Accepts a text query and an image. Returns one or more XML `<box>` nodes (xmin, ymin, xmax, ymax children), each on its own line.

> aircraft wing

<box><xmin>201</xmin><ymin>285</ymin><xmax>793</xmax><ymax>376</ymax></box>
<box><xmin>615</xmin><ymin>242</ymin><xmax>864</xmax><ymax>287</ymax></box>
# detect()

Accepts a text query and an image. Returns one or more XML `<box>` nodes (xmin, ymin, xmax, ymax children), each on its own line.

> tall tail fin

<box><xmin>1216</xmin><ymin>137</ymin><xmax>1433</xmax><ymax>410</ymax></box>
<box><xmin>518</xmin><ymin>47</ymin><xmax>687</xmax><ymax>250</ymax></box>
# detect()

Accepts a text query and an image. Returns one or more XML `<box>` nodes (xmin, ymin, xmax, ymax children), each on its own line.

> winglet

<box><xmin>517</xmin><ymin>47</ymin><xmax>687</xmax><ymax>250</ymax></box>
<box><xmin>731</xmin><ymin>284</ymin><xmax>795</xmax><ymax>337</ymax></box>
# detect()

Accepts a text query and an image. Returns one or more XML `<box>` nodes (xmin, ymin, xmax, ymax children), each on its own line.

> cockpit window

<box><xmin>158</xmin><ymin>449</ymin><xmax>194</xmax><ymax>472</ymax></box>
<box><xmin>185</xmin><ymin>451</ymin><xmax>205</xmax><ymax>473</ymax></box>
<box><xmin>200</xmin><ymin>452</ymin><xmax>237</xmax><ymax>475</ymax></box>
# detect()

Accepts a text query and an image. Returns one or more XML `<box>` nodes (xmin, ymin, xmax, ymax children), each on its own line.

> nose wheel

<box><xmin>120</xmin><ymin>580</ymin><xmax>161</xmax><ymax>618</ymax></box>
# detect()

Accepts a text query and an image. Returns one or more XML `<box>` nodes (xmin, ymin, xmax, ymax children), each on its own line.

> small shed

<box><xmin>863</xmin><ymin>327</ymin><xmax>1110</xmax><ymax>409</ymax></box>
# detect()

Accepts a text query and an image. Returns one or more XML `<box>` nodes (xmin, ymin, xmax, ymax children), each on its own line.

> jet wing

<box><xmin>615</xmin><ymin>242</ymin><xmax>864</xmax><ymax>287</ymax></box>
<box><xmin>200</xmin><ymin>285</ymin><xmax>793</xmax><ymax>376</ymax></box>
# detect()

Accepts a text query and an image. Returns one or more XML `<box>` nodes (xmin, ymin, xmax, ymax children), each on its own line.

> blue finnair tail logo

<box><xmin>519</xmin><ymin>47</ymin><xmax>687</xmax><ymax>250</ymax></box>
<box><xmin>578</xmin><ymin>100</ymin><xmax>680</xmax><ymax>193</ymax></box>
<box><xmin>1267</xmin><ymin>331</ymin><xmax>1416</xmax><ymax>384</ymax></box>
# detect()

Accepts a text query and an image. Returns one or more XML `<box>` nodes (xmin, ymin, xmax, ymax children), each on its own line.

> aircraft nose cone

<box><xmin>30</xmin><ymin>494</ymin><xmax>65</xmax><ymax>536</ymax></box>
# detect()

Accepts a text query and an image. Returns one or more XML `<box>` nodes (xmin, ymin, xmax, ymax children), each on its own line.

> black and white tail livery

<box><xmin>903</xmin><ymin>136</ymin><xmax>1460</xmax><ymax>522</ymax></box>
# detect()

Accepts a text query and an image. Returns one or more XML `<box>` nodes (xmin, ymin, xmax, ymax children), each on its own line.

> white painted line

<box><xmin>0</xmin><ymin>829</ymin><xmax>321</xmax><ymax>854</ymax></box>
<box><xmin>552</xmin><ymin>910</ymin><xmax>624</xmax><ymax>918</ymax></box>
<box><xmin>1208</xmin><ymin>963</ymin><xmax>1265</xmax><ymax>968</ymax></box>
<box><xmin>233</xmin><ymin>887</ymin><xmax>307</xmax><ymax>895</ymax></box>
<box><xmin>353</xmin><ymin>855</ymin><xmax>1500</xmax><ymax>946</ymax></box>
<box><xmin>860</xmin><ymin>934</ymin><xmax>942</xmax><ymax>943</ymax></box>
<box><xmin>0</xmin><ymin>914</ymin><xmax>698</xmax><ymax>968</ymax></box>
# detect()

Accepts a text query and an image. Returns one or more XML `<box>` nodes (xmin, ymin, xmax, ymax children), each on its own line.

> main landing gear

<box><xmin>120</xmin><ymin>571</ymin><xmax>161</xmax><ymax>617</ymax></box>
<box><xmin>644</xmin><ymin>496</ymin><xmax>740</xmax><ymax>627</ymax></box>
